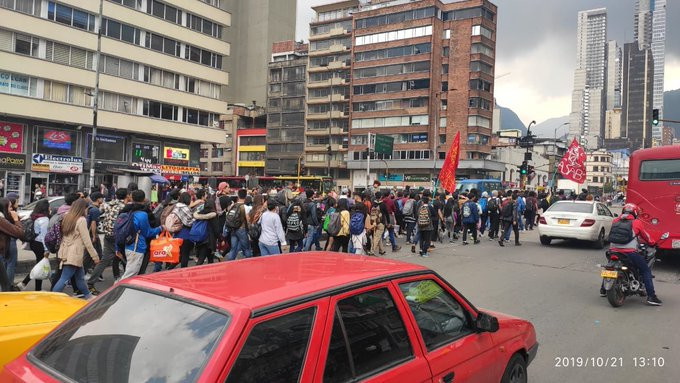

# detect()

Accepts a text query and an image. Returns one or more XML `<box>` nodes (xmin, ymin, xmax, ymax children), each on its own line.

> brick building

<box><xmin>343</xmin><ymin>0</ymin><xmax>503</xmax><ymax>188</ymax></box>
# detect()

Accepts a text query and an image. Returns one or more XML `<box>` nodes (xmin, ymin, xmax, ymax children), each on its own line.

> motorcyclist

<box><xmin>602</xmin><ymin>203</ymin><xmax>661</xmax><ymax>306</ymax></box>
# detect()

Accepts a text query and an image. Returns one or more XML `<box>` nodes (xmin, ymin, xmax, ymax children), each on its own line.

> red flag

<box><xmin>438</xmin><ymin>131</ymin><xmax>461</xmax><ymax>193</ymax></box>
<box><xmin>558</xmin><ymin>138</ymin><xmax>587</xmax><ymax>184</ymax></box>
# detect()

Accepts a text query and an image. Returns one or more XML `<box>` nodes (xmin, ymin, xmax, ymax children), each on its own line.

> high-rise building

<box><xmin>222</xmin><ymin>0</ymin><xmax>296</xmax><ymax>106</ymax></box>
<box><xmin>621</xmin><ymin>42</ymin><xmax>654</xmax><ymax>150</ymax></box>
<box><xmin>605</xmin><ymin>108</ymin><xmax>622</xmax><ymax>139</ymax></box>
<box><xmin>305</xmin><ymin>1</ymin><xmax>356</xmax><ymax>184</ymax></box>
<box><xmin>651</xmin><ymin>0</ymin><xmax>666</xmax><ymax>139</ymax></box>
<box><xmin>266</xmin><ymin>40</ymin><xmax>308</xmax><ymax>176</ymax></box>
<box><xmin>570</xmin><ymin>8</ymin><xmax>607</xmax><ymax>150</ymax></box>
<box><xmin>634</xmin><ymin>0</ymin><xmax>653</xmax><ymax>49</ymax></box>
<box><xmin>0</xmin><ymin>0</ymin><xmax>230</xmax><ymax>202</ymax></box>
<box><xmin>606</xmin><ymin>40</ymin><xmax>622</xmax><ymax>110</ymax></box>
<box><xmin>661</xmin><ymin>126</ymin><xmax>674</xmax><ymax>146</ymax></box>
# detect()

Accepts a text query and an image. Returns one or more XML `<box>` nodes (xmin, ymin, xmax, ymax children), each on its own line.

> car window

<box><xmin>226</xmin><ymin>306</ymin><xmax>315</xmax><ymax>383</ymax></box>
<box><xmin>603</xmin><ymin>205</ymin><xmax>614</xmax><ymax>217</ymax></box>
<box><xmin>547</xmin><ymin>202</ymin><xmax>593</xmax><ymax>213</ymax></box>
<box><xmin>32</xmin><ymin>286</ymin><xmax>229</xmax><ymax>383</ymax></box>
<box><xmin>596</xmin><ymin>204</ymin><xmax>608</xmax><ymax>216</ymax></box>
<box><xmin>399</xmin><ymin>280</ymin><xmax>473</xmax><ymax>351</ymax></box>
<box><xmin>323</xmin><ymin>288</ymin><xmax>413</xmax><ymax>382</ymax></box>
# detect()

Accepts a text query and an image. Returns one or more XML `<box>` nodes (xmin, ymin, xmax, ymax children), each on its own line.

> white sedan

<box><xmin>538</xmin><ymin>201</ymin><xmax>616</xmax><ymax>249</ymax></box>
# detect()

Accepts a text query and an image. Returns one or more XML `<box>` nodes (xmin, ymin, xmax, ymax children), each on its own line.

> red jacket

<box><xmin>609</xmin><ymin>214</ymin><xmax>655</xmax><ymax>253</ymax></box>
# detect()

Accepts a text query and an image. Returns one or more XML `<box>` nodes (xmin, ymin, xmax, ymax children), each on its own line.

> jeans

<box><xmin>228</xmin><ymin>228</ymin><xmax>252</xmax><ymax>260</ymax></box>
<box><xmin>259</xmin><ymin>243</ymin><xmax>281</xmax><ymax>256</ymax></box>
<box><xmin>53</xmin><ymin>265</ymin><xmax>91</xmax><ymax>299</ymax></box>
<box><xmin>462</xmin><ymin>223</ymin><xmax>478</xmax><ymax>243</ymax></box>
<box><xmin>479</xmin><ymin>214</ymin><xmax>488</xmax><ymax>235</ymax></box>
<box><xmin>517</xmin><ymin>213</ymin><xmax>525</xmax><ymax>230</ymax></box>
<box><xmin>312</xmin><ymin>225</ymin><xmax>322</xmax><ymax>250</ymax></box>
<box><xmin>489</xmin><ymin>213</ymin><xmax>500</xmax><ymax>238</ymax></box>
<box><xmin>303</xmin><ymin>225</ymin><xmax>319</xmax><ymax>251</ymax></box>
<box><xmin>387</xmin><ymin>226</ymin><xmax>398</xmax><ymax>249</ymax></box>
<box><xmin>628</xmin><ymin>252</ymin><xmax>656</xmax><ymax>298</ymax></box>
<box><xmin>4</xmin><ymin>239</ymin><xmax>18</xmax><ymax>287</ymax></box>
<box><xmin>23</xmin><ymin>240</ymin><xmax>46</xmax><ymax>290</ymax></box>
<box><xmin>88</xmin><ymin>237</ymin><xmax>117</xmax><ymax>286</ymax></box>
<box><xmin>196</xmin><ymin>243</ymin><xmax>215</xmax><ymax>265</ymax></box>
<box><xmin>502</xmin><ymin>220</ymin><xmax>520</xmax><ymax>243</ymax></box>
<box><xmin>121</xmin><ymin>250</ymin><xmax>145</xmax><ymax>280</ymax></box>
<box><xmin>525</xmin><ymin>211</ymin><xmax>536</xmax><ymax>230</ymax></box>
<box><xmin>289</xmin><ymin>239</ymin><xmax>304</xmax><ymax>252</ymax></box>
<box><xmin>405</xmin><ymin>221</ymin><xmax>416</xmax><ymax>244</ymax></box>
<box><xmin>372</xmin><ymin>224</ymin><xmax>385</xmax><ymax>255</ymax></box>
<box><xmin>419</xmin><ymin>230</ymin><xmax>432</xmax><ymax>256</ymax></box>
<box><xmin>0</xmin><ymin>259</ymin><xmax>9</xmax><ymax>291</ymax></box>
<box><xmin>332</xmin><ymin>235</ymin><xmax>350</xmax><ymax>253</ymax></box>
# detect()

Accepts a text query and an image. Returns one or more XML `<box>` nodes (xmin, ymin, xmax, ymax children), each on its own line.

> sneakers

<box><xmin>647</xmin><ymin>296</ymin><xmax>663</xmax><ymax>306</ymax></box>
<box><xmin>420</xmin><ymin>253</ymin><xmax>430</xmax><ymax>258</ymax></box>
<box><xmin>16</xmin><ymin>282</ymin><xmax>26</xmax><ymax>290</ymax></box>
<box><xmin>474</xmin><ymin>240</ymin><xmax>480</xmax><ymax>245</ymax></box>
<box><xmin>411</xmin><ymin>245</ymin><xmax>416</xmax><ymax>253</ymax></box>
<box><xmin>462</xmin><ymin>241</ymin><xmax>469</xmax><ymax>245</ymax></box>
<box><xmin>599</xmin><ymin>288</ymin><xmax>606</xmax><ymax>297</ymax></box>
<box><xmin>88</xmin><ymin>286</ymin><xmax>100</xmax><ymax>296</ymax></box>
<box><xmin>392</xmin><ymin>246</ymin><xmax>401</xmax><ymax>252</ymax></box>
<box><xmin>498</xmin><ymin>240</ymin><xmax>505</xmax><ymax>247</ymax></box>
<box><xmin>84</xmin><ymin>273</ymin><xmax>92</xmax><ymax>282</ymax></box>
<box><xmin>515</xmin><ymin>242</ymin><xmax>522</xmax><ymax>246</ymax></box>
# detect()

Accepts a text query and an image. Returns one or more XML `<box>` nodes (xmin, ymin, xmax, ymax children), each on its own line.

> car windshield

<box><xmin>31</xmin><ymin>286</ymin><xmax>230</xmax><ymax>383</ymax></box>
<box><xmin>547</xmin><ymin>202</ymin><xmax>593</xmax><ymax>213</ymax></box>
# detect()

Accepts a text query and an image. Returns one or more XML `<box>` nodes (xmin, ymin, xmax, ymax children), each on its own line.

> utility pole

<box><xmin>89</xmin><ymin>0</ymin><xmax>104</xmax><ymax>191</ymax></box>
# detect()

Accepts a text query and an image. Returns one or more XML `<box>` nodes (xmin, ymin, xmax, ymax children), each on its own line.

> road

<box><xmin>16</xmin><ymin>228</ymin><xmax>680</xmax><ymax>382</ymax></box>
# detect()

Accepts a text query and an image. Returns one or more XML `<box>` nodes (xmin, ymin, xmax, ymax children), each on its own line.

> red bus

<box><xmin>197</xmin><ymin>176</ymin><xmax>333</xmax><ymax>194</ymax></box>
<box><xmin>626</xmin><ymin>146</ymin><xmax>680</xmax><ymax>254</ymax></box>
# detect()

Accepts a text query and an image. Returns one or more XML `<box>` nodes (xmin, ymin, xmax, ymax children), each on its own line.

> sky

<box><xmin>295</xmin><ymin>0</ymin><xmax>679</xmax><ymax>126</ymax></box>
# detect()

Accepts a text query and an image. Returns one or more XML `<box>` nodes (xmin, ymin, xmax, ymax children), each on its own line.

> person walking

<box><xmin>258</xmin><ymin>199</ymin><xmax>287</xmax><ymax>256</ymax></box>
<box><xmin>88</xmin><ymin>188</ymin><xmax>128</xmax><ymax>289</ymax></box>
<box><xmin>0</xmin><ymin>199</ymin><xmax>24</xmax><ymax>291</ymax></box>
<box><xmin>247</xmin><ymin>194</ymin><xmax>266</xmax><ymax>257</ymax></box>
<box><xmin>416</xmin><ymin>192</ymin><xmax>435</xmax><ymax>258</ymax></box>
<box><xmin>524</xmin><ymin>191</ymin><xmax>538</xmax><ymax>230</ymax></box>
<box><xmin>350</xmin><ymin>202</ymin><xmax>369</xmax><ymax>255</ymax></box>
<box><xmin>52</xmin><ymin>199</ymin><xmax>100</xmax><ymax>299</ymax></box>
<box><xmin>323</xmin><ymin>198</ymin><xmax>336</xmax><ymax>251</ymax></box>
<box><xmin>370</xmin><ymin>199</ymin><xmax>385</xmax><ymax>256</ymax></box>
<box><xmin>402</xmin><ymin>192</ymin><xmax>417</xmax><ymax>244</ymax></box>
<box><xmin>443</xmin><ymin>193</ymin><xmax>456</xmax><ymax>243</ymax></box>
<box><xmin>499</xmin><ymin>193</ymin><xmax>520</xmax><ymax>247</ymax></box>
<box><xmin>302</xmin><ymin>190</ymin><xmax>320</xmax><ymax>251</ymax></box>
<box><xmin>193</xmin><ymin>199</ymin><xmax>221</xmax><ymax>265</ymax></box>
<box><xmin>487</xmin><ymin>190</ymin><xmax>501</xmax><ymax>240</ymax></box>
<box><xmin>169</xmin><ymin>192</ymin><xmax>195</xmax><ymax>268</ymax></box>
<box><xmin>3</xmin><ymin>194</ymin><xmax>21</xmax><ymax>289</ymax></box>
<box><xmin>119</xmin><ymin>190</ymin><xmax>163</xmax><ymax>279</ymax></box>
<box><xmin>226</xmin><ymin>189</ymin><xmax>252</xmax><ymax>260</ymax></box>
<box><xmin>285</xmin><ymin>201</ymin><xmax>305</xmax><ymax>252</ymax></box>
<box><xmin>331</xmin><ymin>198</ymin><xmax>351</xmax><ymax>253</ymax></box>
<box><xmin>461</xmin><ymin>193</ymin><xmax>480</xmax><ymax>245</ymax></box>
<box><xmin>17</xmin><ymin>199</ymin><xmax>51</xmax><ymax>291</ymax></box>
<box><xmin>478</xmin><ymin>191</ymin><xmax>489</xmax><ymax>237</ymax></box>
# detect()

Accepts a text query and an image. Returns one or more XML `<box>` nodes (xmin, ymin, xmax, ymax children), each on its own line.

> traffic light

<box><xmin>652</xmin><ymin>109</ymin><xmax>659</xmax><ymax>126</ymax></box>
<box><xmin>519</xmin><ymin>161</ymin><xmax>528</xmax><ymax>175</ymax></box>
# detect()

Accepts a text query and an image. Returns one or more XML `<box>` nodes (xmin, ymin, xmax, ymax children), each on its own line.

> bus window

<box><xmin>640</xmin><ymin>159</ymin><xmax>680</xmax><ymax>180</ymax></box>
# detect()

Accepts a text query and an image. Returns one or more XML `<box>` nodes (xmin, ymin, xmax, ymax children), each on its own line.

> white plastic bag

<box><xmin>29</xmin><ymin>258</ymin><xmax>51</xmax><ymax>280</ymax></box>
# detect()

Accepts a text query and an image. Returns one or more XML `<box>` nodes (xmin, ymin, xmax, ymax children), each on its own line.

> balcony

<box><xmin>306</xmin><ymin>127</ymin><xmax>347</xmax><ymax>135</ymax></box>
<box><xmin>307</xmin><ymin>77</ymin><xmax>349</xmax><ymax>88</ymax></box>
<box><xmin>308</xmin><ymin>60</ymin><xmax>351</xmax><ymax>72</ymax></box>
<box><xmin>309</xmin><ymin>27</ymin><xmax>350</xmax><ymax>41</ymax></box>
<box><xmin>309</xmin><ymin>44</ymin><xmax>350</xmax><ymax>57</ymax></box>
<box><xmin>306</xmin><ymin>110</ymin><xmax>347</xmax><ymax>120</ymax></box>
<box><xmin>306</xmin><ymin>94</ymin><xmax>347</xmax><ymax>104</ymax></box>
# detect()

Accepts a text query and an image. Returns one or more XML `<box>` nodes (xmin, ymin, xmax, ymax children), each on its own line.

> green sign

<box><xmin>374</xmin><ymin>134</ymin><xmax>394</xmax><ymax>155</ymax></box>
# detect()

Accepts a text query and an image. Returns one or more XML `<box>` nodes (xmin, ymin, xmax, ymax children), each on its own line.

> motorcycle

<box><xmin>601</xmin><ymin>232</ymin><xmax>669</xmax><ymax>307</ymax></box>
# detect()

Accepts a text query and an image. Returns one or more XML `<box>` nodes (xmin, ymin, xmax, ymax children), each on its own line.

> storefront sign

<box><xmin>0</xmin><ymin>71</ymin><xmax>28</xmax><ymax>96</ymax></box>
<box><xmin>86</xmin><ymin>133</ymin><xmax>127</xmax><ymax>162</ymax></box>
<box><xmin>0</xmin><ymin>122</ymin><xmax>23</xmax><ymax>153</ymax></box>
<box><xmin>0</xmin><ymin>153</ymin><xmax>26</xmax><ymax>171</ymax></box>
<box><xmin>404</xmin><ymin>174</ymin><xmax>430</xmax><ymax>182</ymax></box>
<box><xmin>161</xmin><ymin>165</ymin><xmax>200</xmax><ymax>176</ymax></box>
<box><xmin>131</xmin><ymin>162</ymin><xmax>162</xmax><ymax>173</ymax></box>
<box><xmin>43</xmin><ymin>130</ymin><xmax>72</xmax><ymax>150</ymax></box>
<box><xmin>378</xmin><ymin>173</ymin><xmax>404</xmax><ymax>182</ymax></box>
<box><xmin>132</xmin><ymin>142</ymin><xmax>160</xmax><ymax>165</ymax></box>
<box><xmin>163</xmin><ymin>146</ymin><xmax>189</xmax><ymax>162</ymax></box>
<box><xmin>31</xmin><ymin>154</ymin><xmax>83</xmax><ymax>174</ymax></box>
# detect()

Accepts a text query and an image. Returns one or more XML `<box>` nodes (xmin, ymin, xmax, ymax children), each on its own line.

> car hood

<box><xmin>0</xmin><ymin>292</ymin><xmax>86</xmax><ymax>328</ymax></box>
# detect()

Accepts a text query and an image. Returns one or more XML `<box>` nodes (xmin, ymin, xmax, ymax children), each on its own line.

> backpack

<box><xmin>286</xmin><ymin>212</ymin><xmax>302</xmax><ymax>233</ymax></box>
<box><xmin>114</xmin><ymin>211</ymin><xmax>139</xmax><ymax>252</ymax></box>
<box><xmin>501</xmin><ymin>201</ymin><xmax>514</xmax><ymax>218</ymax></box>
<box><xmin>23</xmin><ymin>218</ymin><xmax>36</xmax><ymax>242</ymax></box>
<box><xmin>462</xmin><ymin>203</ymin><xmax>472</xmax><ymax>218</ymax></box>
<box><xmin>402</xmin><ymin>199</ymin><xmax>414</xmax><ymax>216</ymax></box>
<box><xmin>225</xmin><ymin>203</ymin><xmax>244</xmax><ymax>230</ymax></box>
<box><xmin>44</xmin><ymin>215</ymin><xmax>63</xmax><ymax>254</ymax></box>
<box><xmin>417</xmin><ymin>204</ymin><xmax>431</xmax><ymax>228</ymax></box>
<box><xmin>370</xmin><ymin>206</ymin><xmax>382</xmax><ymax>224</ymax></box>
<box><xmin>160</xmin><ymin>203</ymin><xmax>176</xmax><ymax>225</ymax></box>
<box><xmin>189</xmin><ymin>219</ymin><xmax>209</xmax><ymax>243</ymax></box>
<box><xmin>525</xmin><ymin>198</ymin><xmax>536</xmax><ymax>212</ymax></box>
<box><xmin>249</xmin><ymin>221</ymin><xmax>262</xmax><ymax>239</ymax></box>
<box><xmin>277</xmin><ymin>189</ymin><xmax>288</xmax><ymax>207</ymax></box>
<box><xmin>609</xmin><ymin>219</ymin><xmax>634</xmax><ymax>244</ymax></box>
<box><xmin>323</xmin><ymin>207</ymin><xmax>336</xmax><ymax>232</ymax></box>
<box><xmin>349</xmin><ymin>212</ymin><xmax>365</xmax><ymax>235</ymax></box>
<box><xmin>327</xmin><ymin>212</ymin><xmax>341</xmax><ymax>236</ymax></box>
<box><xmin>165</xmin><ymin>212</ymin><xmax>183</xmax><ymax>234</ymax></box>
<box><xmin>100</xmin><ymin>201</ymin><xmax>124</xmax><ymax>238</ymax></box>
<box><xmin>487</xmin><ymin>197</ymin><xmax>498</xmax><ymax>214</ymax></box>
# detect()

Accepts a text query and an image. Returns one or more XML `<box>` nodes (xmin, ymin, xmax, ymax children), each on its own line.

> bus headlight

<box><xmin>651</xmin><ymin>218</ymin><xmax>659</xmax><ymax>225</ymax></box>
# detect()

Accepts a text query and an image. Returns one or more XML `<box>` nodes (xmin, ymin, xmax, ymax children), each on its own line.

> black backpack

<box><xmin>22</xmin><ymin>218</ymin><xmax>37</xmax><ymax>242</ymax></box>
<box><xmin>501</xmin><ymin>201</ymin><xmax>514</xmax><ymax>218</ymax></box>
<box><xmin>609</xmin><ymin>219</ymin><xmax>634</xmax><ymax>244</ymax></box>
<box><xmin>225</xmin><ymin>203</ymin><xmax>244</xmax><ymax>229</ymax></box>
<box><xmin>487</xmin><ymin>198</ymin><xmax>498</xmax><ymax>214</ymax></box>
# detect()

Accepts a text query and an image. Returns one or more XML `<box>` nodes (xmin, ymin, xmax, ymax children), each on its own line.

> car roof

<box><xmin>128</xmin><ymin>252</ymin><xmax>429</xmax><ymax>315</ymax></box>
<box><xmin>553</xmin><ymin>200</ymin><xmax>595</xmax><ymax>204</ymax></box>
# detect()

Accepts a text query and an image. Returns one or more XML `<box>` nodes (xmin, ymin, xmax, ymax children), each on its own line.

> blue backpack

<box><xmin>189</xmin><ymin>220</ymin><xmax>209</xmax><ymax>243</ymax></box>
<box><xmin>349</xmin><ymin>212</ymin><xmax>365</xmax><ymax>235</ymax></box>
<box><xmin>114</xmin><ymin>212</ymin><xmax>138</xmax><ymax>252</ymax></box>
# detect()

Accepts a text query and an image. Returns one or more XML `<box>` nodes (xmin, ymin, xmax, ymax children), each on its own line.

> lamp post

<box><xmin>88</xmin><ymin>0</ymin><xmax>104</xmax><ymax>191</ymax></box>
<box><xmin>319</xmin><ymin>63</ymin><xmax>340</xmax><ymax>179</ymax></box>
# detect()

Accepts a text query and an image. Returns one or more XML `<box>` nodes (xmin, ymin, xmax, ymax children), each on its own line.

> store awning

<box><xmin>149</xmin><ymin>174</ymin><xmax>169</xmax><ymax>184</ymax></box>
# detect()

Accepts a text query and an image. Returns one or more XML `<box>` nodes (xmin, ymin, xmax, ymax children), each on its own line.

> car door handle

<box><xmin>441</xmin><ymin>372</ymin><xmax>455</xmax><ymax>383</ymax></box>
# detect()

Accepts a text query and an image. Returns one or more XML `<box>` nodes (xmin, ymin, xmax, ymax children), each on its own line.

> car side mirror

<box><xmin>476</xmin><ymin>312</ymin><xmax>499</xmax><ymax>333</ymax></box>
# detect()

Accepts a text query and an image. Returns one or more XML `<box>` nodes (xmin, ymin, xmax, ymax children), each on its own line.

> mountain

<box><xmin>531</xmin><ymin>115</ymin><xmax>570</xmax><ymax>138</ymax></box>
<box><xmin>664</xmin><ymin>89</ymin><xmax>680</xmax><ymax>137</ymax></box>
<box><xmin>496</xmin><ymin>103</ymin><xmax>527</xmax><ymax>135</ymax></box>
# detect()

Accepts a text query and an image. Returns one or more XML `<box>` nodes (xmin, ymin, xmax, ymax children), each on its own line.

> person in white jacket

<box><xmin>17</xmin><ymin>199</ymin><xmax>50</xmax><ymax>291</ymax></box>
<box><xmin>258</xmin><ymin>200</ymin><xmax>287</xmax><ymax>256</ymax></box>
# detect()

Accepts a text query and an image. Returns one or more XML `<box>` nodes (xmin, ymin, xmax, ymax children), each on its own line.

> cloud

<box><xmin>665</xmin><ymin>54</ymin><xmax>680</xmax><ymax>91</ymax></box>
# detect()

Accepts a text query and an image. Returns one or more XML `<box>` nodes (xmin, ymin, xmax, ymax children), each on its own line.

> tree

<box><xmin>603</xmin><ymin>181</ymin><xmax>614</xmax><ymax>193</ymax></box>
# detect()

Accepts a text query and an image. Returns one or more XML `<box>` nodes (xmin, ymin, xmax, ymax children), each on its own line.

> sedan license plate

<box><xmin>601</xmin><ymin>270</ymin><xmax>618</xmax><ymax>279</ymax></box>
<box><xmin>673</xmin><ymin>239</ymin><xmax>680</xmax><ymax>249</ymax></box>
<box><xmin>558</xmin><ymin>219</ymin><xmax>570</xmax><ymax>225</ymax></box>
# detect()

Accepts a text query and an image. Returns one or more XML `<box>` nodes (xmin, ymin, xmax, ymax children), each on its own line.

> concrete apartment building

<box><xmin>341</xmin><ymin>0</ymin><xmax>501</xmax><ymax>188</ymax></box>
<box><xmin>570</xmin><ymin>8</ymin><xmax>607</xmax><ymax>150</ymax></box>
<box><xmin>586</xmin><ymin>149</ymin><xmax>613</xmax><ymax>189</ymax></box>
<box><xmin>305</xmin><ymin>1</ymin><xmax>356</xmax><ymax>185</ymax></box>
<box><xmin>0</xmin><ymin>0</ymin><xmax>230</xmax><ymax>202</ymax></box>
<box><xmin>266</xmin><ymin>40</ymin><xmax>308</xmax><ymax>176</ymax></box>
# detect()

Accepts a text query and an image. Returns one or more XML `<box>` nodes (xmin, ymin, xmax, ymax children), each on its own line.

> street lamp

<box><xmin>88</xmin><ymin>0</ymin><xmax>104</xmax><ymax>191</ymax></box>
<box><xmin>319</xmin><ymin>63</ymin><xmax>341</xmax><ymax>179</ymax></box>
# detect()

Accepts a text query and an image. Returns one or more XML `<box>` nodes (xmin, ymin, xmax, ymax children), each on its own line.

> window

<box><xmin>470</xmin><ymin>61</ymin><xmax>493</xmax><ymax>75</ymax></box>
<box><xmin>227</xmin><ymin>307</ymin><xmax>315</xmax><ymax>382</ymax></box>
<box><xmin>270</xmin><ymin>68</ymin><xmax>282</xmax><ymax>82</ymax></box>
<box><xmin>468</xmin><ymin>115</ymin><xmax>491</xmax><ymax>129</ymax></box>
<box><xmin>355</xmin><ymin>7</ymin><xmax>435</xmax><ymax>29</ymax></box>
<box><xmin>399</xmin><ymin>279</ymin><xmax>473</xmax><ymax>351</ymax></box>
<box><xmin>2</xmin><ymin>0</ymin><xmax>41</xmax><ymax>16</ymax></box>
<box><xmin>13</xmin><ymin>34</ymin><xmax>32</xmax><ymax>55</ymax></box>
<box><xmin>471</xmin><ymin>25</ymin><xmax>493</xmax><ymax>39</ymax></box>
<box><xmin>441</xmin><ymin>81</ymin><xmax>448</xmax><ymax>91</ymax></box>
<box><xmin>355</xmin><ymin>25</ymin><xmax>433</xmax><ymax>46</ymax></box>
<box><xmin>211</xmin><ymin>162</ymin><xmax>223</xmax><ymax>171</ymax></box>
<box><xmin>323</xmin><ymin>289</ymin><xmax>413</xmax><ymax>381</ymax></box>
<box><xmin>442</xmin><ymin>46</ymin><xmax>449</xmax><ymax>57</ymax></box>
<box><xmin>471</xmin><ymin>43</ymin><xmax>494</xmax><ymax>57</ymax></box>
<box><xmin>200</xmin><ymin>148</ymin><xmax>208</xmax><ymax>158</ymax></box>
<box><xmin>470</xmin><ymin>79</ymin><xmax>492</xmax><ymax>92</ymax></box>
<box><xmin>355</xmin><ymin>43</ymin><xmax>431</xmax><ymax>62</ymax></box>
<box><xmin>469</xmin><ymin>97</ymin><xmax>491</xmax><ymax>110</ymax></box>
<box><xmin>354</xmin><ymin>61</ymin><xmax>430</xmax><ymax>79</ymax></box>
<box><xmin>640</xmin><ymin>159</ymin><xmax>680</xmax><ymax>180</ymax></box>
<box><xmin>443</xmin><ymin>29</ymin><xmax>451</xmax><ymax>39</ymax></box>
<box><xmin>32</xmin><ymin>286</ymin><xmax>229</xmax><ymax>383</ymax></box>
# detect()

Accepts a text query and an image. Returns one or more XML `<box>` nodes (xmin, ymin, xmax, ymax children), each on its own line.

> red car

<box><xmin>2</xmin><ymin>253</ymin><xmax>537</xmax><ymax>383</ymax></box>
